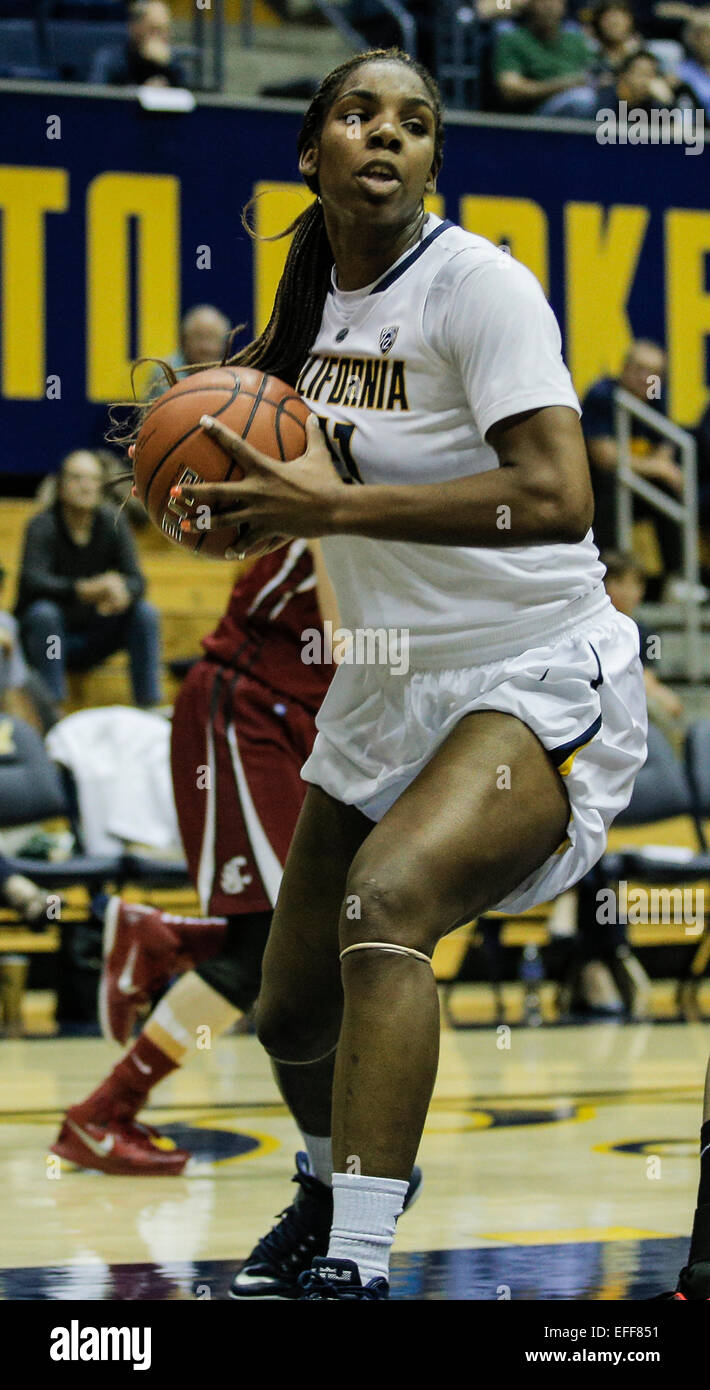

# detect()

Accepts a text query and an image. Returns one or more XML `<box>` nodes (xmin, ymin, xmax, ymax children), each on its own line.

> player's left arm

<box><xmin>183</xmin><ymin>259</ymin><xmax>593</xmax><ymax>550</ymax></box>
<box><xmin>327</xmin><ymin>403</ymin><xmax>593</xmax><ymax>546</ymax></box>
<box><xmin>185</xmin><ymin>400</ymin><xmax>592</xmax><ymax>551</ymax></box>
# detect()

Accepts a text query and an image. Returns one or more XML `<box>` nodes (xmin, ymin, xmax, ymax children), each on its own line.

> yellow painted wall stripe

<box><xmin>0</xmin><ymin>166</ymin><xmax>68</xmax><ymax>399</ymax></box>
<box><xmin>86</xmin><ymin>172</ymin><xmax>180</xmax><ymax>401</ymax></box>
<box><xmin>565</xmin><ymin>202</ymin><xmax>649</xmax><ymax>401</ymax></box>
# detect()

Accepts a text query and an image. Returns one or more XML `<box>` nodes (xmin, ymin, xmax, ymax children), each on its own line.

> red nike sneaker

<box><xmin>50</xmin><ymin>1112</ymin><xmax>190</xmax><ymax>1175</ymax></box>
<box><xmin>99</xmin><ymin>897</ymin><xmax>184</xmax><ymax>1046</ymax></box>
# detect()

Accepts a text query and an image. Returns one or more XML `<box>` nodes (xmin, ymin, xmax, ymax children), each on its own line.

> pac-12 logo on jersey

<box><xmin>220</xmin><ymin>856</ymin><xmax>253</xmax><ymax>894</ymax></box>
<box><xmin>379</xmin><ymin>325</ymin><xmax>399</xmax><ymax>355</ymax></box>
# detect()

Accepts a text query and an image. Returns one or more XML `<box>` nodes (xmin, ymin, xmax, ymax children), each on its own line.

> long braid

<box><xmin>228</xmin><ymin>47</ymin><xmax>445</xmax><ymax>389</ymax></box>
<box><xmin>228</xmin><ymin>200</ymin><xmax>332</xmax><ymax>388</ymax></box>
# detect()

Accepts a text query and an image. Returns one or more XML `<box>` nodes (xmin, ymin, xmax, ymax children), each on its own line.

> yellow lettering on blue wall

<box><xmin>459</xmin><ymin>196</ymin><xmax>549</xmax><ymax>293</ymax></box>
<box><xmin>0</xmin><ymin>166</ymin><xmax>68</xmax><ymax>399</ymax></box>
<box><xmin>86</xmin><ymin>172</ymin><xmax>179</xmax><ymax>400</ymax></box>
<box><xmin>253</xmin><ymin>182</ymin><xmax>315</xmax><ymax>337</ymax></box>
<box><xmin>666</xmin><ymin>210</ymin><xmax>710</xmax><ymax>426</ymax></box>
<box><xmin>565</xmin><ymin>202</ymin><xmax>648</xmax><ymax>398</ymax></box>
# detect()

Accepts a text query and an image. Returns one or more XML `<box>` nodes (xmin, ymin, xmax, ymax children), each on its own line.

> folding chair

<box><xmin>0</xmin><ymin>715</ymin><xmax>123</xmax><ymax>901</ymax></box>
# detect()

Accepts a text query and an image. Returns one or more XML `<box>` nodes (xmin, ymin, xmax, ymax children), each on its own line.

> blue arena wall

<box><xmin>0</xmin><ymin>84</ymin><xmax>708</xmax><ymax>476</ymax></box>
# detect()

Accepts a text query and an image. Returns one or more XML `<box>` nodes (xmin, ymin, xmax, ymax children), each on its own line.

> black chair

<box><xmin>45</xmin><ymin>17</ymin><xmax>126</xmax><ymax>80</ymax></box>
<box><xmin>50</xmin><ymin>1</ymin><xmax>128</xmax><ymax>15</ymax></box>
<box><xmin>121</xmin><ymin>851</ymin><xmax>190</xmax><ymax>891</ymax></box>
<box><xmin>0</xmin><ymin>17</ymin><xmax>48</xmax><ymax>77</ymax></box>
<box><xmin>0</xmin><ymin>715</ymin><xmax>124</xmax><ymax>902</ymax></box>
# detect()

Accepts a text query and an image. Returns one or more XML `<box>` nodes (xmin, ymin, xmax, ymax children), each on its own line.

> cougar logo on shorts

<box><xmin>220</xmin><ymin>856</ymin><xmax>253</xmax><ymax>894</ymax></box>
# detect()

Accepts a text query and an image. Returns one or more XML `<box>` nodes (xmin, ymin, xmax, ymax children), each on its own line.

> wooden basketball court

<box><xmin>1</xmin><ymin>1020</ymin><xmax>705</xmax><ymax>1300</ymax></box>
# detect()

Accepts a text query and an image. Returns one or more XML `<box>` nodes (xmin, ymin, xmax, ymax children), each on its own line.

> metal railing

<box><xmin>434</xmin><ymin>1</ymin><xmax>480</xmax><ymax>111</ymax></box>
<box><xmin>613</xmin><ymin>384</ymin><xmax>702</xmax><ymax>681</ymax></box>
<box><xmin>191</xmin><ymin>0</ymin><xmax>226</xmax><ymax>89</ymax></box>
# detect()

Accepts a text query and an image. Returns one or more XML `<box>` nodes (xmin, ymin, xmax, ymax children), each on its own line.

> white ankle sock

<box><xmin>301</xmin><ymin>1132</ymin><xmax>333</xmax><ymax>1186</ymax></box>
<box><xmin>328</xmin><ymin>1172</ymin><xmax>408</xmax><ymax>1285</ymax></box>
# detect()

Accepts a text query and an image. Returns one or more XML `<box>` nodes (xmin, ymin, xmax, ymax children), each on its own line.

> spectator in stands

<box><xmin>595</xmin><ymin>44</ymin><xmax>690</xmax><ymax>109</ymax></box>
<box><xmin>90</xmin><ymin>0</ymin><xmax>186</xmax><ymax>88</ymax></box>
<box><xmin>177</xmin><ymin>304</ymin><xmax>231</xmax><ymax>371</ymax></box>
<box><xmin>16</xmin><ymin>450</ymin><xmax>162</xmax><ymax>710</ymax></box>
<box><xmin>494</xmin><ymin>0</ymin><xmax>597</xmax><ymax>114</ymax></box>
<box><xmin>149</xmin><ymin>304</ymin><xmax>231</xmax><ymax>397</ymax></box>
<box><xmin>0</xmin><ymin>566</ymin><xmax>58</xmax><ymax>734</ymax></box>
<box><xmin>589</xmin><ymin>0</ymin><xmax>643</xmax><ymax>77</ymax></box>
<box><xmin>675</xmin><ymin>10</ymin><xmax>710</xmax><ymax>114</ymax></box>
<box><xmin>34</xmin><ymin>447</ymin><xmax>149</xmax><ymax>532</ymax></box>
<box><xmin>582</xmin><ymin>341</ymin><xmax>684</xmax><ymax>591</ymax></box>
<box><xmin>602</xmin><ymin>549</ymin><xmax>685</xmax><ymax>731</ymax></box>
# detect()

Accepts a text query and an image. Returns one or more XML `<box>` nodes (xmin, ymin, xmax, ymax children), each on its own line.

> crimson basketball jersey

<box><xmin>201</xmin><ymin>541</ymin><xmax>330</xmax><ymax>708</ymax></box>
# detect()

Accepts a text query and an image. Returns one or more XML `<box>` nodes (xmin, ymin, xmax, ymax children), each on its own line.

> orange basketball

<box><xmin>132</xmin><ymin>366</ymin><xmax>310</xmax><ymax>559</ymax></box>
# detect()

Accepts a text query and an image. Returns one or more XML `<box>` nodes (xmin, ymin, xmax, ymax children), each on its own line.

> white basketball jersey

<box><xmin>296</xmin><ymin>214</ymin><xmax>605</xmax><ymax>667</ymax></box>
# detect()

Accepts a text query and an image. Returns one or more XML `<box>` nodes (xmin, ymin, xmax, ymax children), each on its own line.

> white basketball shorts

<box><xmin>300</xmin><ymin>594</ymin><xmax>648</xmax><ymax>914</ymax></box>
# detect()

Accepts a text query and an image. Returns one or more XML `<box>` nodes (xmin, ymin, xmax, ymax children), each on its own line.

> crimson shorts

<box><xmin>171</xmin><ymin>660</ymin><xmax>318</xmax><ymax>916</ymax></box>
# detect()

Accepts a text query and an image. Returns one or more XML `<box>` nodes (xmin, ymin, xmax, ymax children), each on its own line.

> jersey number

<box><xmin>315</xmin><ymin>417</ymin><xmax>363</xmax><ymax>484</ymax></box>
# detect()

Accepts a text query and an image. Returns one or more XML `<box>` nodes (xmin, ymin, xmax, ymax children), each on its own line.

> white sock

<box><xmin>328</xmin><ymin>1172</ymin><xmax>408</xmax><ymax>1285</ymax></box>
<box><xmin>301</xmin><ymin>1132</ymin><xmax>333</xmax><ymax>1186</ymax></box>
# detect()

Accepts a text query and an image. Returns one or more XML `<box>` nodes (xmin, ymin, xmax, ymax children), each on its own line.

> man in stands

<box><xmin>494</xmin><ymin>0</ymin><xmax>596</xmax><ymax>113</ymax></box>
<box><xmin>171</xmin><ymin>304</ymin><xmax>231</xmax><ymax>376</ymax></box>
<box><xmin>147</xmin><ymin>305</ymin><xmax>231</xmax><ymax>400</ymax></box>
<box><xmin>90</xmin><ymin>0</ymin><xmax>187</xmax><ymax>89</ymax></box>
<box><xmin>581</xmin><ymin>340</ymin><xmax>686</xmax><ymax>597</ymax></box>
<box><xmin>16</xmin><ymin>450</ymin><xmax>162</xmax><ymax>710</ymax></box>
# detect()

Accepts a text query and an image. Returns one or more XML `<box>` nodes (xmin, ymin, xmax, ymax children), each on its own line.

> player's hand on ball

<box><xmin>175</xmin><ymin>413</ymin><xmax>342</xmax><ymax>556</ymax></box>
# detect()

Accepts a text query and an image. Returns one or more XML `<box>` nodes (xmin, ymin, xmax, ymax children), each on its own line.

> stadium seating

<box><xmin>0</xmin><ymin>19</ymin><xmax>53</xmax><ymax>79</ymax></box>
<box><xmin>46</xmin><ymin>18</ymin><xmax>127</xmax><ymax>81</ymax></box>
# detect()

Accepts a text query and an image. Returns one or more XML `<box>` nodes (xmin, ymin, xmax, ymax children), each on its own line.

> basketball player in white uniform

<box><xmin>179</xmin><ymin>49</ymin><xmax>648</xmax><ymax>1300</ymax></box>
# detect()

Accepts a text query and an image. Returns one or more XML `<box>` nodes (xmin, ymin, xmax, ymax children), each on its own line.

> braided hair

<box><xmin>228</xmin><ymin>47</ymin><xmax>445</xmax><ymax>388</ymax></box>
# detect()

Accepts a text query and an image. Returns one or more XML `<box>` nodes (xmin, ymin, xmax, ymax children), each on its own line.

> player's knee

<box><xmin>255</xmin><ymin>994</ymin><xmax>336</xmax><ymax>1063</ymax></box>
<box><xmin>340</xmin><ymin>858</ymin><xmax>438</xmax><ymax>958</ymax></box>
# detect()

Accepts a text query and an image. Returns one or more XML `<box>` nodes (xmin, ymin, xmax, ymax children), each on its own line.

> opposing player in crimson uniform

<box><xmin>51</xmin><ymin>542</ymin><xmax>333</xmax><ymax>1175</ymax></box>
<box><xmin>51</xmin><ymin>537</ymin><xmax>422</xmax><ymax>1285</ymax></box>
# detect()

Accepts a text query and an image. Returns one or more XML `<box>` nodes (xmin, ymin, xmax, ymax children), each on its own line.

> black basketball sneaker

<box><xmin>297</xmin><ymin>1256</ymin><xmax>389</xmax><ymax>1300</ymax></box>
<box><xmin>229</xmin><ymin>1151</ymin><xmax>422</xmax><ymax>1299</ymax></box>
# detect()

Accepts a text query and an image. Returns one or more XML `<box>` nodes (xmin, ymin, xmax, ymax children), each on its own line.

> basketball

<box><xmin>132</xmin><ymin>366</ymin><xmax>310</xmax><ymax>559</ymax></box>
